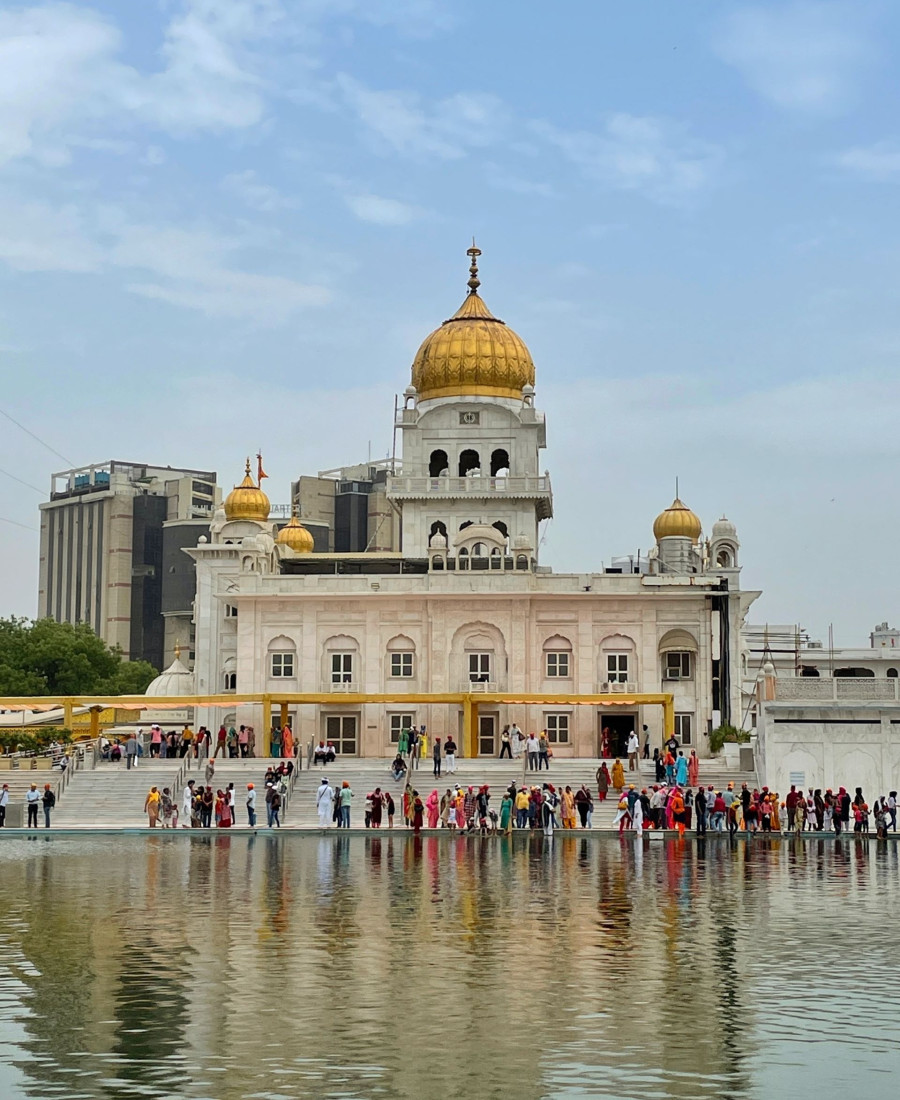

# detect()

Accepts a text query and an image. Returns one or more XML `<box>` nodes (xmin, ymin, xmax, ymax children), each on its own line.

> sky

<box><xmin>0</xmin><ymin>0</ymin><xmax>898</xmax><ymax>645</ymax></box>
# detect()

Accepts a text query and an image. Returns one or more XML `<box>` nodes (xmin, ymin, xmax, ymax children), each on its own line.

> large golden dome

<box><xmin>653</xmin><ymin>497</ymin><xmax>702</xmax><ymax>542</ymax></box>
<box><xmin>411</xmin><ymin>246</ymin><xmax>535</xmax><ymax>401</ymax></box>
<box><xmin>276</xmin><ymin>509</ymin><xmax>314</xmax><ymax>553</ymax></box>
<box><xmin>224</xmin><ymin>459</ymin><xmax>270</xmax><ymax>523</ymax></box>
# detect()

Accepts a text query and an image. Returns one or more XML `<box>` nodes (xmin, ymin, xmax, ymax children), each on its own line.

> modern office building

<box><xmin>38</xmin><ymin>461</ymin><xmax>218</xmax><ymax>669</ymax></box>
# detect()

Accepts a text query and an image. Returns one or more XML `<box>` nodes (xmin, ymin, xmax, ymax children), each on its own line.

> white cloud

<box><xmin>0</xmin><ymin>198</ymin><xmax>103</xmax><ymax>272</ymax></box>
<box><xmin>713</xmin><ymin>2</ymin><xmax>871</xmax><ymax>113</ymax></box>
<box><xmin>0</xmin><ymin>0</ymin><xmax>290</xmax><ymax>166</ymax></box>
<box><xmin>337</xmin><ymin>75</ymin><xmax>507</xmax><ymax>159</ymax></box>
<box><xmin>484</xmin><ymin>163</ymin><xmax>555</xmax><ymax>197</ymax></box>
<box><xmin>535</xmin><ymin>113</ymin><xmax>722</xmax><ymax>204</ymax></box>
<box><xmin>345</xmin><ymin>193</ymin><xmax>423</xmax><ymax>225</ymax></box>
<box><xmin>835</xmin><ymin>141</ymin><xmax>900</xmax><ymax>181</ymax></box>
<box><xmin>0</xmin><ymin>196</ymin><xmax>329</xmax><ymax>322</ymax></box>
<box><xmin>222</xmin><ymin>169</ymin><xmax>298</xmax><ymax>211</ymax></box>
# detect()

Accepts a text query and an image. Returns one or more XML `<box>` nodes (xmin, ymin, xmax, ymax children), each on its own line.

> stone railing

<box><xmin>386</xmin><ymin>475</ymin><xmax>551</xmax><ymax>497</ymax></box>
<box><xmin>774</xmin><ymin>678</ymin><xmax>899</xmax><ymax>702</ymax></box>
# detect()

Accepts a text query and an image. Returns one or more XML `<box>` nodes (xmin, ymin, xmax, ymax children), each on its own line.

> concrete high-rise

<box><xmin>38</xmin><ymin>461</ymin><xmax>218</xmax><ymax>669</ymax></box>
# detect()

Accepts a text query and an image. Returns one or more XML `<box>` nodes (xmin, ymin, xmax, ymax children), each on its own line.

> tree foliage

<box><xmin>0</xmin><ymin>618</ymin><xmax>157</xmax><ymax>696</ymax></box>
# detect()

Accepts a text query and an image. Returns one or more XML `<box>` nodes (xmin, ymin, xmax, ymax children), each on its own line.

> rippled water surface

<box><xmin>0</xmin><ymin>834</ymin><xmax>897</xmax><ymax>1099</ymax></box>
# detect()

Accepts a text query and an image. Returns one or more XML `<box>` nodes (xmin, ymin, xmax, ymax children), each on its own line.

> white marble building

<box><xmin>185</xmin><ymin>250</ymin><xmax>758</xmax><ymax>758</ymax></box>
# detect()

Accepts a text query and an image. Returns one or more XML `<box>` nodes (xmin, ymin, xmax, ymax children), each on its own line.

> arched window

<box><xmin>459</xmin><ymin>449</ymin><xmax>480</xmax><ymax>476</ymax></box>
<box><xmin>429</xmin><ymin>449</ymin><xmax>449</xmax><ymax>477</ymax></box>
<box><xmin>834</xmin><ymin>667</ymin><xmax>875</xmax><ymax>678</ymax></box>
<box><xmin>543</xmin><ymin>635</ymin><xmax>573</xmax><ymax>679</ymax></box>
<box><xmin>601</xmin><ymin>633</ymin><xmax>637</xmax><ymax>687</ymax></box>
<box><xmin>800</xmin><ymin>665</ymin><xmax>820</xmax><ymax>678</ymax></box>
<box><xmin>888</xmin><ymin>667</ymin><xmax>899</xmax><ymax>678</ymax></box>
<box><xmin>492</xmin><ymin>520</ymin><xmax>508</xmax><ymax>540</ymax></box>
<box><xmin>716</xmin><ymin>549</ymin><xmax>733</xmax><ymax>567</ymax></box>
<box><xmin>222</xmin><ymin>656</ymin><xmax>237</xmax><ymax>691</ymax></box>
<box><xmin>322</xmin><ymin>634</ymin><xmax>360</xmax><ymax>686</ymax></box>
<box><xmin>516</xmin><ymin>554</ymin><xmax>529</xmax><ymax>570</ymax></box>
<box><xmin>490</xmin><ymin>449</ymin><xmax>510</xmax><ymax>476</ymax></box>
<box><xmin>459</xmin><ymin>520</ymin><xmax>473</xmax><ymax>531</ymax></box>
<box><xmin>268</xmin><ymin>634</ymin><xmax>297</xmax><ymax>679</ymax></box>
<box><xmin>429</xmin><ymin>520</ymin><xmax>447</xmax><ymax>544</ymax></box>
<box><xmin>472</xmin><ymin>542</ymin><xmax>485</xmax><ymax>556</ymax></box>
<box><xmin>386</xmin><ymin>635</ymin><xmax>416</xmax><ymax>680</ymax></box>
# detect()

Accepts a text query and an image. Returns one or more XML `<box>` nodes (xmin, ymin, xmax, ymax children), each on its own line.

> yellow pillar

<box><xmin>462</xmin><ymin>696</ymin><xmax>479</xmax><ymax>759</ymax></box>
<box><xmin>63</xmin><ymin>698</ymin><xmax>74</xmax><ymax>731</ymax></box>
<box><xmin>261</xmin><ymin>696</ymin><xmax>272</xmax><ymax>758</ymax></box>
<box><xmin>89</xmin><ymin>707</ymin><xmax>100</xmax><ymax>740</ymax></box>
<box><xmin>662</xmin><ymin>696</ymin><xmax>675</xmax><ymax>739</ymax></box>
<box><xmin>462</xmin><ymin>696</ymin><xmax>474</xmax><ymax>759</ymax></box>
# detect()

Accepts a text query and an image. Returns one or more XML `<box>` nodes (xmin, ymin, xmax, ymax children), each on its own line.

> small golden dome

<box><xmin>653</xmin><ymin>497</ymin><xmax>702</xmax><ymax>542</ymax></box>
<box><xmin>223</xmin><ymin>459</ymin><xmax>270</xmax><ymax>523</ymax></box>
<box><xmin>276</xmin><ymin>510</ymin><xmax>314</xmax><ymax>554</ymax></box>
<box><xmin>410</xmin><ymin>245</ymin><xmax>535</xmax><ymax>401</ymax></box>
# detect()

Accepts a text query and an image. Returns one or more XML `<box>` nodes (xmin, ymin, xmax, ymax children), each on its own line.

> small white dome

<box><xmin>712</xmin><ymin>515</ymin><xmax>737</xmax><ymax>540</ymax></box>
<box><xmin>145</xmin><ymin>655</ymin><xmax>194</xmax><ymax>697</ymax></box>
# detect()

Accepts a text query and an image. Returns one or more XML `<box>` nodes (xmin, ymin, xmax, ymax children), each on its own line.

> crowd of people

<box><xmin>139</xmin><ymin>758</ymin><xmax>296</xmax><ymax>828</ymax></box>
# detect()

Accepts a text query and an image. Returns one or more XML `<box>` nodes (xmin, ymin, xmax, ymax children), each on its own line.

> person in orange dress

<box><xmin>282</xmin><ymin>724</ymin><xmax>294</xmax><ymax>760</ymax></box>
<box><xmin>670</xmin><ymin>789</ymin><xmax>686</xmax><ymax>837</ymax></box>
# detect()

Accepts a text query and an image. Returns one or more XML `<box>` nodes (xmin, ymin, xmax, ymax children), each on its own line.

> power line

<box><xmin>0</xmin><ymin>407</ymin><xmax>73</xmax><ymax>466</ymax></box>
<box><xmin>0</xmin><ymin>515</ymin><xmax>37</xmax><ymax>531</ymax></box>
<box><xmin>0</xmin><ymin>466</ymin><xmax>43</xmax><ymax>494</ymax></box>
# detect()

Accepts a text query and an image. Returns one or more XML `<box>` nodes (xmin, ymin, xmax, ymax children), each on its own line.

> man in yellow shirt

<box><xmin>515</xmin><ymin>787</ymin><xmax>530</xmax><ymax>829</ymax></box>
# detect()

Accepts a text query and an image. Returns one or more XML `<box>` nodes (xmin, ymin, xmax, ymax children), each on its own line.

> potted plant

<box><xmin>709</xmin><ymin>723</ymin><xmax>749</xmax><ymax>765</ymax></box>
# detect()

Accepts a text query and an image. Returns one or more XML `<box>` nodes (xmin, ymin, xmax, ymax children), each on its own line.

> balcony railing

<box><xmin>387</xmin><ymin>475</ymin><xmax>551</xmax><ymax>497</ymax></box>
<box><xmin>329</xmin><ymin>682</ymin><xmax>359</xmax><ymax>693</ymax></box>
<box><xmin>464</xmin><ymin>680</ymin><xmax>499</xmax><ymax>693</ymax></box>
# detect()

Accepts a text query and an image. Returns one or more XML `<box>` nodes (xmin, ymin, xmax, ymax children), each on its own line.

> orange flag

<box><xmin>257</xmin><ymin>453</ymin><xmax>268</xmax><ymax>482</ymax></box>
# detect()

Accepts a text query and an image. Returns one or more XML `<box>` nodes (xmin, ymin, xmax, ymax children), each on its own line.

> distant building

<box><xmin>292</xmin><ymin>460</ymin><xmax>399</xmax><ymax>553</ymax></box>
<box><xmin>38</xmin><ymin>461</ymin><xmax>219</xmax><ymax>669</ymax></box>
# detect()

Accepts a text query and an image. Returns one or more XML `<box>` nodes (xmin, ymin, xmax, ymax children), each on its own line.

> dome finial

<box><xmin>244</xmin><ymin>456</ymin><xmax>251</xmax><ymax>478</ymax></box>
<box><xmin>467</xmin><ymin>239</ymin><xmax>481</xmax><ymax>294</ymax></box>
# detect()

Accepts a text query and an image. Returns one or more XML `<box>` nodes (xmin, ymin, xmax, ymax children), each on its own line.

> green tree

<box><xmin>0</xmin><ymin>618</ymin><xmax>157</xmax><ymax>696</ymax></box>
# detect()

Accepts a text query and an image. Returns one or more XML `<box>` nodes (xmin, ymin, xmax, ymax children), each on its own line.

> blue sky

<box><xmin>1</xmin><ymin>0</ymin><xmax>899</xmax><ymax>644</ymax></box>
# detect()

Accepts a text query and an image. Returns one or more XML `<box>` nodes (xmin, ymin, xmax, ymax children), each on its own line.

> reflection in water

<box><xmin>0</xmin><ymin>835</ymin><xmax>898</xmax><ymax>1099</ymax></box>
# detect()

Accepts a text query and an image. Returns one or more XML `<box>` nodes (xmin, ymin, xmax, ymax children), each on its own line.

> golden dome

<box><xmin>223</xmin><ymin>459</ymin><xmax>270</xmax><ymax>523</ymax></box>
<box><xmin>410</xmin><ymin>246</ymin><xmax>535</xmax><ymax>401</ymax></box>
<box><xmin>276</xmin><ymin>509</ymin><xmax>314</xmax><ymax>554</ymax></box>
<box><xmin>653</xmin><ymin>497</ymin><xmax>702</xmax><ymax>542</ymax></box>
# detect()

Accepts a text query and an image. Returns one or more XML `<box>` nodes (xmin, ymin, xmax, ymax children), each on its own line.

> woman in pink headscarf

<box><xmin>426</xmin><ymin>789</ymin><xmax>440</xmax><ymax>829</ymax></box>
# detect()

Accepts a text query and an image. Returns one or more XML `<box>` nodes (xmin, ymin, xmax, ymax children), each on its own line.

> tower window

<box><xmin>490</xmin><ymin>449</ymin><xmax>510</xmax><ymax>476</ymax></box>
<box><xmin>429</xmin><ymin>449</ymin><xmax>449</xmax><ymax>477</ymax></box>
<box><xmin>459</xmin><ymin>449</ymin><xmax>480</xmax><ymax>476</ymax></box>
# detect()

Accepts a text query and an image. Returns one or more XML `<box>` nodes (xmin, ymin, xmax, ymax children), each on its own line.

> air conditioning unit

<box><xmin>469</xmin><ymin>681</ymin><xmax>498</xmax><ymax>693</ymax></box>
<box><xmin>602</xmin><ymin>681</ymin><xmax>635</xmax><ymax>693</ymax></box>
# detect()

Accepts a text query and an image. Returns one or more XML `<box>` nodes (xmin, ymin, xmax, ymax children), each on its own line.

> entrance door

<box><xmin>325</xmin><ymin>714</ymin><xmax>358</xmax><ymax>756</ymax></box>
<box><xmin>598</xmin><ymin>712</ymin><xmax>635</xmax><ymax>758</ymax></box>
<box><xmin>478</xmin><ymin>713</ymin><xmax>497</xmax><ymax>757</ymax></box>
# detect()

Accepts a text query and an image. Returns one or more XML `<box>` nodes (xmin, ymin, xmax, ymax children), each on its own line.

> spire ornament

<box><xmin>466</xmin><ymin>240</ymin><xmax>481</xmax><ymax>294</ymax></box>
